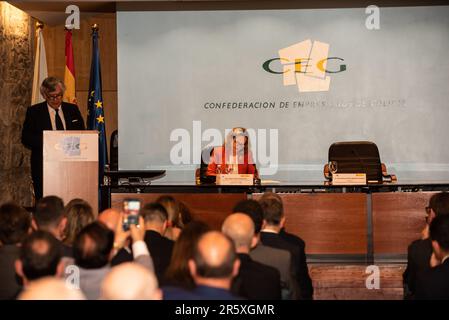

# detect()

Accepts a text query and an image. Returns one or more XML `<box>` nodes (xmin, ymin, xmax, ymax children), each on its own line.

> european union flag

<box><xmin>87</xmin><ymin>26</ymin><xmax>107</xmax><ymax>188</ymax></box>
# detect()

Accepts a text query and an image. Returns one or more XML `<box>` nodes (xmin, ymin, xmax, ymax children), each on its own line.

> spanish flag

<box><xmin>63</xmin><ymin>29</ymin><xmax>76</xmax><ymax>104</ymax></box>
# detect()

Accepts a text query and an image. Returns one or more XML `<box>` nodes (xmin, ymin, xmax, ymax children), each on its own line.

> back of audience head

<box><xmin>73</xmin><ymin>222</ymin><xmax>114</xmax><ymax>269</ymax></box>
<box><xmin>233</xmin><ymin>199</ymin><xmax>264</xmax><ymax>234</ymax></box>
<box><xmin>178</xmin><ymin>200</ymin><xmax>193</xmax><ymax>228</ymax></box>
<box><xmin>429</xmin><ymin>192</ymin><xmax>449</xmax><ymax>221</ymax></box>
<box><xmin>140</xmin><ymin>202</ymin><xmax>168</xmax><ymax>234</ymax></box>
<box><xmin>0</xmin><ymin>202</ymin><xmax>31</xmax><ymax>245</ymax></box>
<box><xmin>259</xmin><ymin>194</ymin><xmax>285</xmax><ymax>228</ymax></box>
<box><xmin>15</xmin><ymin>230</ymin><xmax>63</xmax><ymax>285</ymax></box>
<box><xmin>165</xmin><ymin>220</ymin><xmax>210</xmax><ymax>288</ymax></box>
<box><xmin>156</xmin><ymin>196</ymin><xmax>180</xmax><ymax>226</ymax></box>
<box><xmin>101</xmin><ymin>262</ymin><xmax>161</xmax><ymax>300</ymax></box>
<box><xmin>18</xmin><ymin>277</ymin><xmax>85</xmax><ymax>300</ymax></box>
<box><xmin>33</xmin><ymin>196</ymin><xmax>66</xmax><ymax>240</ymax></box>
<box><xmin>64</xmin><ymin>199</ymin><xmax>95</xmax><ymax>246</ymax></box>
<box><xmin>189</xmin><ymin>231</ymin><xmax>239</xmax><ymax>288</ymax></box>
<box><xmin>260</xmin><ymin>192</ymin><xmax>283</xmax><ymax>204</ymax></box>
<box><xmin>222</xmin><ymin>213</ymin><xmax>256</xmax><ymax>253</ymax></box>
<box><xmin>97</xmin><ymin>208</ymin><xmax>121</xmax><ymax>231</ymax></box>
<box><xmin>430</xmin><ymin>214</ymin><xmax>449</xmax><ymax>261</ymax></box>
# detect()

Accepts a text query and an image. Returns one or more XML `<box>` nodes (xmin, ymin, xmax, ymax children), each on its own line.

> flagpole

<box><xmin>88</xmin><ymin>22</ymin><xmax>107</xmax><ymax>210</ymax></box>
<box><xmin>31</xmin><ymin>21</ymin><xmax>48</xmax><ymax>105</ymax></box>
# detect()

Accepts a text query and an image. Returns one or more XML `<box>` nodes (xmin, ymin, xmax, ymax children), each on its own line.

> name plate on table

<box><xmin>216</xmin><ymin>174</ymin><xmax>254</xmax><ymax>185</ymax></box>
<box><xmin>332</xmin><ymin>173</ymin><xmax>366</xmax><ymax>185</ymax></box>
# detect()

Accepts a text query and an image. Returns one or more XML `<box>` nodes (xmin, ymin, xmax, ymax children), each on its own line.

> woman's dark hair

<box><xmin>73</xmin><ymin>222</ymin><xmax>114</xmax><ymax>269</ymax></box>
<box><xmin>20</xmin><ymin>230</ymin><xmax>62</xmax><ymax>280</ymax></box>
<box><xmin>164</xmin><ymin>220</ymin><xmax>211</xmax><ymax>289</ymax></box>
<box><xmin>0</xmin><ymin>202</ymin><xmax>31</xmax><ymax>245</ymax></box>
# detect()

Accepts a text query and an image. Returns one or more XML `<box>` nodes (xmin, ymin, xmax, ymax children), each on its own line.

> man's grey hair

<box><xmin>40</xmin><ymin>77</ymin><xmax>66</xmax><ymax>96</ymax></box>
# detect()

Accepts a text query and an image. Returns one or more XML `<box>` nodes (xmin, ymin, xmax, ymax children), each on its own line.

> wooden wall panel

<box><xmin>372</xmin><ymin>192</ymin><xmax>435</xmax><ymax>254</ymax></box>
<box><xmin>111</xmin><ymin>193</ymin><xmax>247</xmax><ymax>230</ymax></box>
<box><xmin>253</xmin><ymin>193</ymin><xmax>368</xmax><ymax>254</ymax></box>
<box><xmin>309</xmin><ymin>264</ymin><xmax>405</xmax><ymax>300</ymax></box>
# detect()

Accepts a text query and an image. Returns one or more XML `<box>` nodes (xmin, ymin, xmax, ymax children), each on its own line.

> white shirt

<box><xmin>442</xmin><ymin>254</ymin><xmax>449</xmax><ymax>264</ymax></box>
<box><xmin>261</xmin><ymin>228</ymin><xmax>279</xmax><ymax>234</ymax></box>
<box><xmin>47</xmin><ymin>104</ymin><xmax>66</xmax><ymax>130</ymax></box>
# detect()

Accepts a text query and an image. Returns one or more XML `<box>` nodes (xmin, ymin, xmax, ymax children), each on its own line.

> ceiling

<box><xmin>7</xmin><ymin>0</ymin><xmax>446</xmax><ymax>26</ymax></box>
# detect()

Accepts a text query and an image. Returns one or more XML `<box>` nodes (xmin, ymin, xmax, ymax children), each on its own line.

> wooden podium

<box><xmin>43</xmin><ymin>131</ymin><xmax>99</xmax><ymax>215</ymax></box>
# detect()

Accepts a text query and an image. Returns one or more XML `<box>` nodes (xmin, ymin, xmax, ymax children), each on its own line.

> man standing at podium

<box><xmin>22</xmin><ymin>77</ymin><xmax>85</xmax><ymax>201</ymax></box>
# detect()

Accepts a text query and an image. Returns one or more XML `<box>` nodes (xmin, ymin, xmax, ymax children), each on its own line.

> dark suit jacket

<box><xmin>231</xmin><ymin>253</ymin><xmax>281</xmax><ymax>300</ymax></box>
<box><xmin>21</xmin><ymin>101</ymin><xmax>85</xmax><ymax>199</ymax></box>
<box><xmin>260</xmin><ymin>231</ymin><xmax>313</xmax><ymax>300</ymax></box>
<box><xmin>250</xmin><ymin>243</ymin><xmax>296</xmax><ymax>299</ymax></box>
<box><xmin>415</xmin><ymin>258</ymin><xmax>449</xmax><ymax>300</ymax></box>
<box><xmin>279</xmin><ymin>229</ymin><xmax>313</xmax><ymax>299</ymax></box>
<box><xmin>143</xmin><ymin>230</ymin><xmax>174</xmax><ymax>283</ymax></box>
<box><xmin>403</xmin><ymin>238</ymin><xmax>433</xmax><ymax>299</ymax></box>
<box><xmin>0</xmin><ymin>245</ymin><xmax>22</xmax><ymax>300</ymax></box>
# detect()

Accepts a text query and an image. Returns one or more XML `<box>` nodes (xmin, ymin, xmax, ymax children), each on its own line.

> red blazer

<box><xmin>206</xmin><ymin>146</ymin><xmax>258</xmax><ymax>177</ymax></box>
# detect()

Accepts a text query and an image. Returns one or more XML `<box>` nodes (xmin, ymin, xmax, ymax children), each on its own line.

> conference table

<box><xmin>102</xmin><ymin>180</ymin><xmax>449</xmax><ymax>299</ymax></box>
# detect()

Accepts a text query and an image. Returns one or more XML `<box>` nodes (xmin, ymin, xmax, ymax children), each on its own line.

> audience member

<box><xmin>15</xmin><ymin>231</ymin><xmax>63</xmax><ymax>287</ymax></box>
<box><xmin>72</xmin><ymin>219</ymin><xmax>153</xmax><ymax>299</ymax></box>
<box><xmin>0</xmin><ymin>203</ymin><xmax>31</xmax><ymax>299</ymax></box>
<box><xmin>164</xmin><ymin>220</ymin><xmax>210</xmax><ymax>289</ymax></box>
<box><xmin>222</xmin><ymin>213</ymin><xmax>281</xmax><ymax>299</ymax></box>
<box><xmin>32</xmin><ymin>196</ymin><xmax>72</xmax><ymax>257</ymax></box>
<box><xmin>139</xmin><ymin>203</ymin><xmax>174</xmax><ymax>283</ymax></box>
<box><xmin>164</xmin><ymin>231</ymin><xmax>241</xmax><ymax>300</ymax></box>
<box><xmin>233</xmin><ymin>199</ymin><xmax>295</xmax><ymax>299</ymax></box>
<box><xmin>415</xmin><ymin>214</ymin><xmax>449</xmax><ymax>299</ymax></box>
<box><xmin>178</xmin><ymin>200</ymin><xmax>193</xmax><ymax>227</ymax></box>
<box><xmin>101</xmin><ymin>262</ymin><xmax>161</xmax><ymax>300</ymax></box>
<box><xmin>97</xmin><ymin>208</ymin><xmax>121</xmax><ymax>231</ymax></box>
<box><xmin>63</xmin><ymin>199</ymin><xmax>95</xmax><ymax>246</ymax></box>
<box><xmin>18</xmin><ymin>277</ymin><xmax>85</xmax><ymax>300</ymax></box>
<box><xmin>259</xmin><ymin>193</ymin><xmax>313</xmax><ymax>300</ymax></box>
<box><xmin>156</xmin><ymin>196</ymin><xmax>182</xmax><ymax>240</ymax></box>
<box><xmin>403</xmin><ymin>192</ymin><xmax>449</xmax><ymax>299</ymax></box>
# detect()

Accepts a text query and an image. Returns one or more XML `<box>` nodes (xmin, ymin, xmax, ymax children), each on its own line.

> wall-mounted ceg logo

<box><xmin>263</xmin><ymin>39</ymin><xmax>346</xmax><ymax>92</ymax></box>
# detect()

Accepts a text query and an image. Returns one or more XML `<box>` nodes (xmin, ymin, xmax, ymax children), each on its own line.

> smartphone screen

<box><xmin>123</xmin><ymin>199</ymin><xmax>141</xmax><ymax>230</ymax></box>
<box><xmin>123</xmin><ymin>199</ymin><xmax>141</xmax><ymax>215</ymax></box>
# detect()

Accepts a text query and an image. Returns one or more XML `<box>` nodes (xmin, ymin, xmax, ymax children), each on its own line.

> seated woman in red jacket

<box><xmin>206</xmin><ymin>127</ymin><xmax>258</xmax><ymax>178</ymax></box>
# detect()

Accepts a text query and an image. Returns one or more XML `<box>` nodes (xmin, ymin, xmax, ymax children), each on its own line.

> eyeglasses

<box><xmin>46</xmin><ymin>93</ymin><xmax>63</xmax><ymax>100</ymax></box>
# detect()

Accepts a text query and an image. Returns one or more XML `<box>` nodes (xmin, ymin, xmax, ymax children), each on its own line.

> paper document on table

<box><xmin>261</xmin><ymin>180</ymin><xmax>281</xmax><ymax>185</ymax></box>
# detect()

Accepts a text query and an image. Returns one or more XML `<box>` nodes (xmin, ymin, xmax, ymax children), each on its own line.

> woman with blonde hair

<box><xmin>63</xmin><ymin>199</ymin><xmax>95</xmax><ymax>246</ymax></box>
<box><xmin>156</xmin><ymin>195</ymin><xmax>182</xmax><ymax>241</ymax></box>
<box><xmin>206</xmin><ymin>127</ymin><xmax>258</xmax><ymax>177</ymax></box>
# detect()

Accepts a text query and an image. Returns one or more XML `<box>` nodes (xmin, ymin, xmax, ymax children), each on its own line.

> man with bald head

<box><xmin>98</xmin><ymin>208</ymin><xmax>121</xmax><ymax>231</ymax></box>
<box><xmin>222</xmin><ymin>213</ymin><xmax>281</xmax><ymax>300</ymax></box>
<box><xmin>18</xmin><ymin>277</ymin><xmax>85</xmax><ymax>300</ymax></box>
<box><xmin>101</xmin><ymin>262</ymin><xmax>161</xmax><ymax>300</ymax></box>
<box><xmin>163</xmin><ymin>231</ymin><xmax>241</xmax><ymax>300</ymax></box>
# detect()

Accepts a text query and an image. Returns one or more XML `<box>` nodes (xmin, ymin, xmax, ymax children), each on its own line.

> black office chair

<box><xmin>195</xmin><ymin>146</ymin><xmax>218</xmax><ymax>184</ymax></box>
<box><xmin>323</xmin><ymin>141</ymin><xmax>396</xmax><ymax>183</ymax></box>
